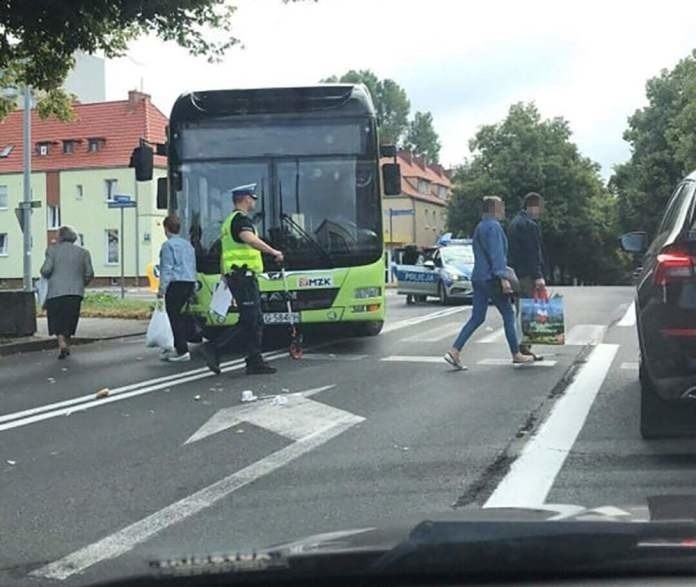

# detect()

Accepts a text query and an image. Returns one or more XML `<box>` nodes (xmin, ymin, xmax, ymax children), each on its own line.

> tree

<box><xmin>612</xmin><ymin>50</ymin><xmax>696</xmax><ymax>237</ymax></box>
<box><xmin>405</xmin><ymin>111</ymin><xmax>441</xmax><ymax>162</ymax></box>
<box><xmin>321</xmin><ymin>69</ymin><xmax>410</xmax><ymax>144</ymax></box>
<box><xmin>1</xmin><ymin>0</ymin><xmax>307</xmax><ymax>121</ymax></box>
<box><xmin>448</xmin><ymin>102</ymin><xmax>627</xmax><ymax>285</ymax></box>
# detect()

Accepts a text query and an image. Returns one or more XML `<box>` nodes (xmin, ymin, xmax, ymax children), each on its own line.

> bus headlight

<box><xmin>354</xmin><ymin>287</ymin><xmax>381</xmax><ymax>299</ymax></box>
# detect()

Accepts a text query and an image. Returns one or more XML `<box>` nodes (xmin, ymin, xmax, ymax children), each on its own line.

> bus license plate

<box><xmin>263</xmin><ymin>312</ymin><xmax>300</xmax><ymax>325</ymax></box>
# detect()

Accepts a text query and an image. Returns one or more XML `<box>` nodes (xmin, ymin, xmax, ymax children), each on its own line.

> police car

<box><xmin>394</xmin><ymin>234</ymin><xmax>474</xmax><ymax>305</ymax></box>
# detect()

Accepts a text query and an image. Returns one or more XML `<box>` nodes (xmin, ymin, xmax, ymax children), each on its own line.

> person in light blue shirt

<box><xmin>444</xmin><ymin>196</ymin><xmax>533</xmax><ymax>370</ymax></box>
<box><xmin>158</xmin><ymin>214</ymin><xmax>197</xmax><ymax>362</ymax></box>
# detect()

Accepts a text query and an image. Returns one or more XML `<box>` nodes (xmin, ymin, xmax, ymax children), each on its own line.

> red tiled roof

<box><xmin>381</xmin><ymin>149</ymin><xmax>452</xmax><ymax>205</ymax></box>
<box><xmin>0</xmin><ymin>91</ymin><xmax>168</xmax><ymax>174</ymax></box>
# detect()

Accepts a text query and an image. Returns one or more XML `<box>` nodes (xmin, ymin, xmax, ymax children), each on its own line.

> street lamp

<box><xmin>2</xmin><ymin>83</ymin><xmax>33</xmax><ymax>292</ymax></box>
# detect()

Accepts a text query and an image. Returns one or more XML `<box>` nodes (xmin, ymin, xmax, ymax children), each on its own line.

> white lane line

<box><xmin>484</xmin><ymin>343</ymin><xmax>619</xmax><ymax>508</ymax></box>
<box><xmin>477</xmin><ymin>327</ymin><xmax>504</xmax><ymax>344</ymax></box>
<box><xmin>620</xmin><ymin>361</ymin><xmax>639</xmax><ymax>370</ymax></box>
<box><xmin>477</xmin><ymin>359</ymin><xmax>557</xmax><ymax>367</ymax></box>
<box><xmin>0</xmin><ymin>358</ymin><xmax>246</xmax><ymax>425</ymax></box>
<box><xmin>381</xmin><ymin>306</ymin><xmax>467</xmax><ymax>334</ymax></box>
<box><xmin>618</xmin><ymin>302</ymin><xmax>636</xmax><ymax>327</ymax></box>
<box><xmin>0</xmin><ymin>352</ymin><xmax>287</xmax><ymax>433</ymax></box>
<box><xmin>402</xmin><ymin>321</ymin><xmax>463</xmax><ymax>343</ymax></box>
<box><xmin>300</xmin><ymin>353</ymin><xmax>368</xmax><ymax>361</ymax></box>
<box><xmin>32</xmin><ymin>417</ymin><xmax>362</xmax><ymax>581</ymax></box>
<box><xmin>381</xmin><ymin>355</ymin><xmax>444</xmax><ymax>364</ymax></box>
<box><xmin>565</xmin><ymin>324</ymin><xmax>607</xmax><ymax>346</ymax></box>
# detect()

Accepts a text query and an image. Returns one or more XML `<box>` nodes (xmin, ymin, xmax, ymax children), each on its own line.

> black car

<box><xmin>621</xmin><ymin>174</ymin><xmax>696</xmax><ymax>438</ymax></box>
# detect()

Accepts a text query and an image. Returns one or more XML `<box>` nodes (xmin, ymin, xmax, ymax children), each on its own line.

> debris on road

<box><xmin>236</xmin><ymin>429</ymin><xmax>245</xmax><ymax>434</ymax></box>
<box><xmin>7</xmin><ymin>460</ymin><xmax>16</xmax><ymax>466</ymax></box>
<box><xmin>272</xmin><ymin>395</ymin><xmax>288</xmax><ymax>406</ymax></box>
<box><xmin>241</xmin><ymin>390</ymin><xmax>258</xmax><ymax>403</ymax></box>
<box><xmin>61</xmin><ymin>368</ymin><xmax>68</xmax><ymax>372</ymax></box>
<box><xmin>95</xmin><ymin>388</ymin><xmax>110</xmax><ymax>399</ymax></box>
<box><xmin>47</xmin><ymin>377</ymin><xmax>56</xmax><ymax>384</ymax></box>
<box><xmin>281</xmin><ymin>388</ymin><xmax>290</xmax><ymax>393</ymax></box>
<box><xmin>194</xmin><ymin>394</ymin><xmax>201</xmax><ymax>401</ymax></box>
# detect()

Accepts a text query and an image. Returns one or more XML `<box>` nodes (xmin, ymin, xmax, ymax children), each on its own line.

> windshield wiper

<box><xmin>280</xmin><ymin>212</ymin><xmax>334</xmax><ymax>268</ymax></box>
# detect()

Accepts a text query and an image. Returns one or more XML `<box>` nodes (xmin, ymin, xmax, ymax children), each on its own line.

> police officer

<box><xmin>201</xmin><ymin>183</ymin><xmax>284</xmax><ymax>375</ymax></box>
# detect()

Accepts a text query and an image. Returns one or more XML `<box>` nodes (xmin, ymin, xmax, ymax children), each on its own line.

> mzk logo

<box><xmin>298</xmin><ymin>276</ymin><xmax>333</xmax><ymax>288</ymax></box>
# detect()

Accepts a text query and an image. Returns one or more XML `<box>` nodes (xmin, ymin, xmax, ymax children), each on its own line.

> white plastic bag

<box><xmin>146</xmin><ymin>302</ymin><xmax>174</xmax><ymax>349</ymax></box>
<box><xmin>36</xmin><ymin>277</ymin><xmax>49</xmax><ymax>307</ymax></box>
<box><xmin>209</xmin><ymin>278</ymin><xmax>233</xmax><ymax>320</ymax></box>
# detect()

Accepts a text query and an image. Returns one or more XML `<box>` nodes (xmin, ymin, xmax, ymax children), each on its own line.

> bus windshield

<box><xmin>176</xmin><ymin>119</ymin><xmax>382</xmax><ymax>272</ymax></box>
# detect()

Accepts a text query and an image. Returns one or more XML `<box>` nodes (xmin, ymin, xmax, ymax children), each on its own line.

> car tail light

<box><xmin>653</xmin><ymin>248</ymin><xmax>694</xmax><ymax>285</ymax></box>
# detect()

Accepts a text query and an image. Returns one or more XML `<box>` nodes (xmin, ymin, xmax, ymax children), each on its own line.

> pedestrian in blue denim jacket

<box><xmin>444</xmin><ymin>196</ymin><xmax>533</xmax><ymax>371</ymax></box>
<box><xmin>158</xmin><ymin>215</ymin><xmax>197</xmax><ymax>362</ymax></box>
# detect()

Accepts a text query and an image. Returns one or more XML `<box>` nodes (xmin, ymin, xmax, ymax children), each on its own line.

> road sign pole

<box><xmin>389</xmin><ymin>208</ymin><xmax>393</xmax><ymax>244</ymax></box>
<box><xmin>22</xmin><ymin>85</ymin><xmax>32</xmax><ymax>292</ymax></box>
<box><xmin>134</xmin><ymin>180</ymin><xmax>140</xmax><ymax>287</ymax></box>
<box><xmin>120</xmin><ymin>207</ymin><xmax>125</xmax><ymax>299</ymax></box>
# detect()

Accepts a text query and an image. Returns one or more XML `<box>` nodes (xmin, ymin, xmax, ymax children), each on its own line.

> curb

<box><xmin>0</xmin><ymin>331</ymin><xmax>146</xmax><ymax>357</ymax></box>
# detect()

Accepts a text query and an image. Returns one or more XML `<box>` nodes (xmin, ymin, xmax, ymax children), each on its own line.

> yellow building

<box><xmin>0</xmin><ymin>91</ymin><xmax>167</xmax><ymax>286</ymax></box>
<box><xmin>381</xmin><ymin>150</ymin><xmax>452</xmax><ymax>279</ymax></box>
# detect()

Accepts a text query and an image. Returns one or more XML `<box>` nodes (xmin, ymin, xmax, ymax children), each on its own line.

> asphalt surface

<box><xmin>0</xmin><ymin>285</ymin><xmax>663</xmax><ymax>586</ymax></box>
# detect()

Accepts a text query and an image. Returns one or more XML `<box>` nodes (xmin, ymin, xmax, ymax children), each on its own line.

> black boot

<box><xmin>246</xmin><ymin>357</ymin><xmax>277</xmax><ymax>375</ymax></box>
<box><xmin>201</xmin><ymin>343</ymin><xmax>221</xmax><ymax>375</ymax></box>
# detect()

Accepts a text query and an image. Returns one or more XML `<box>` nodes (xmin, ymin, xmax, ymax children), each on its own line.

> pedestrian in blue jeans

<box><xmin>443</xmin><ymin>196</ymin><xmax>533</xmax><ymax>370</ymax></box>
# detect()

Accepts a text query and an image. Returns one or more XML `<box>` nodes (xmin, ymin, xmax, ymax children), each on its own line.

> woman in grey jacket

<box><xmin>40</xmin><ymin>226</ymin><xmax>95</xmax><ymax>359</ymax></box>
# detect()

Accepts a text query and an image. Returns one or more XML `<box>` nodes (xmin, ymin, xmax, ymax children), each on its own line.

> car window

<box><xmin>657</xmin><ymin>182</ymin><xmax>692</xmax><ymax>237</ymax></box>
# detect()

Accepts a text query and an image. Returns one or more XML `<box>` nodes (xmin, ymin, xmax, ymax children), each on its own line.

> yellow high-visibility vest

<box><xmin>220</xmin><ymin>210</ymin><xmax>264</xmax><ymax>274</ymax></box>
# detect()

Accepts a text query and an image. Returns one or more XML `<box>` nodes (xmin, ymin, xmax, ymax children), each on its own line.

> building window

<box><xmin>36</xmin><ymin>143</ymin><xmax>50</xmax><ymax>156</ymax></box>
<box><xmin>0</xmin><ymin>145</ymin><xmax>14</xmax><ymax>158</ymax></box>
<box><xmin>106</xmin><ymin>229</ymin><xmax>119</xmax><ymax>264</ymax></box>
<box><xmin>104</xmin><ymin>179</ymin><xmax>118</xmax><ymax>201</ymax></box>
<box><xmin>63</xmin><ymin>140</ymin><xmax>76</xmax><ymax>154</ymax></box>
<box><xmin>0</xmin><ymin>233</ymin><xmax>7</xmax><ymax>256</ymax></box>
<box><xmin>76</xmin><ymin>184</ymin><xmax>84</xmax><ymax>200</ymax></box>
<box><xmin>418</xmin><ymin>179</ymin><xmax>430</xmax><ymax>194</ymax></box>
<box><xmin>88</xmin><ymin>138</ymin><xmax>104</xmax><ymax>153</ymax></box>
<box><xmin>438</xmin><ymin>185</ymin><xmax>448</xmax><ymax>198</ymax></box>
<box><xmin>47</xmin><ymin>205</ymin><xmax>61</xmax><ymax>229</ymax></box>
<box><xmin>0</xmin><ymin>185</ymin><xmax>7</xmax><ymax>210</ymax></box>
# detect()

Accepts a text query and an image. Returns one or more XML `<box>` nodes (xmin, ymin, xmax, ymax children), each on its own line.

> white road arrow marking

<box><xmin>33</xmin><ymin>385</ymin><xmax>365</xmax><ymax>581</ymax></box>
<box><xmin>184</xmin><ymin>385</ymin><xmax>356</xmax><ymax>444</ymax></box>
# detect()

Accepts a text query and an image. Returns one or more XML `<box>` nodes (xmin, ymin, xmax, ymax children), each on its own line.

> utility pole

<box><xmin>134</xmin><ymin>179</ymin><xmax>140</xmax><ymax>287</ymax></box>
<box><xmin>22</xmin><ymin>85</ymin><xmax>32</xmax><ymax>292</ymax></box>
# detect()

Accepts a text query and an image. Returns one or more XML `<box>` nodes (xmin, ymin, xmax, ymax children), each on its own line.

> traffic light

<box><xmin>129</xmin><ymin>143</ymin><xmax>154</xmax><ymax>181</ymax></box>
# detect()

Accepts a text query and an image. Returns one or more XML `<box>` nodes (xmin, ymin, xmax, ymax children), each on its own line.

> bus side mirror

<box><xmin>382</xmin><ymin>163</ymin><xmax>401</xmax><ymax>196</ymax></box>
<box><xmin>157</xmin><ymin>177</ymin><xmax>168</xmax><ymax>210</ymax></box>
<box><xmin>129</xmin><ymin>144</ymin><xmax>154</xmax><ymax>181</ymax></box>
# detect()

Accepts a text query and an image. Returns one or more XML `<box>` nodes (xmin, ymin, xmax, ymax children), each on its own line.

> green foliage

<box><xmin>0</xmin><ymin>0</ymin><xmax>309</xmax><ymax>121</ymax></box>
<box><xmin>612</xmin><ymin>50</ymin><xmax>696</xmax><ymax>236</ymax></box>
<box><xmin>405</xmin><ymin>111</ymin><xmax>441</xmax><ymax>162</ymax></box>
<box><xmin>321</xmin><ymin>69</ymin><xmax>411</xmax><ymax>144</ymax></box>
<box><xmin>448</xmin><ymin>102</ymin><xmax>627</xmax><ymax>285</ymax></box>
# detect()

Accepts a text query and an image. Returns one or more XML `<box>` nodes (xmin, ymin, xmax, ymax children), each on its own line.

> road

<box><xmin>1</xmin><ymin>285</ymin><xmax>682</xmax><ymax>586</ymax></box>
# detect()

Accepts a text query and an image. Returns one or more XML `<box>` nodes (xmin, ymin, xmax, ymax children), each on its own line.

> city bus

<box><xmin>150</xmin><ymin>85</ymin><xmax>401</xmax><ymax>337</ymax></box>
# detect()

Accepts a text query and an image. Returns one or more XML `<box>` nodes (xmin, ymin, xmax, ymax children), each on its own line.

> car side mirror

<box><xmin>620</xmin><ymin>231</ymin><xmax>647</xmax><ymax>254</ymax></box>
<box><xmin>156</xmin><ymin>177</ymin><xmax>168</xmax><ymax>210</ymax></box>
<box><xmin>382</xmin><ymin>163</ymin><xmax>401</xmax><ymax>196</ymax></box>
<box><xmin>423</xmin><ymin>260</ymin><xmax>436</xmax><ymax>270</ymax></box>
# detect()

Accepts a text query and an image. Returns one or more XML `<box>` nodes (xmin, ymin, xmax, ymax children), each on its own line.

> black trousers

<box><xmin>212</xmin><ymin>272</ymin><xmax>264</xmax><ymax>364</ymax></box>
<box><xmin>165</xmin><ymin>281</ymin><xmax>195</xmax><ymax>355</ymax></box>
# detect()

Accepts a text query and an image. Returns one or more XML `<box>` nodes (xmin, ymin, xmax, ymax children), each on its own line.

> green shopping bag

<box><xmin>520</xmin><ymin>294</ymin><xmax>565</xmax><ymax>345</ymax></box>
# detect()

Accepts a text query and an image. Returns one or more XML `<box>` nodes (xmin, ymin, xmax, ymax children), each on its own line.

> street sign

<box><xmin>388</xmin><ymin>208</ymin><xmax>415</xmax><ymax>217</ymax></box>
<box><xmin>14</xmin><ymin>200</ymin><xmax>42</xmax><ymax>232</ymax></box>
<box><xmin>108</xmin><ymin>201</ymin><xmax>136</xmax><ymax>209</ymax></box>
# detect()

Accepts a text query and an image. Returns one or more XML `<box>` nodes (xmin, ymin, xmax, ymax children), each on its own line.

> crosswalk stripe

<box><xmin>381</xmin><ymin>355</ymin><xmax>444</xmax><ymax>364</ymax></box>
<box><xmin>477</xmin><ymin>327</ymin><xmax>505</xmax><ymax>343</ymax></box>
<box><xmin>478</xmin><ymin>358</ymin><xmax>557</xmax><ymax>367</ymax></box>
<box><xmin>618</xmin><ymin>302</ymin><xmax>636</xmax><ymax>327</ymax></box>
<box><xmin>620</xmin><ymin>361</ymin><xmax>639</xmax><ymax>370</ymax></box>
<box><xmin>565</xmin><ymin>324</ymin><xmax>606</xmax><ymax>346</ymax></box>
<box><xmin>402</xmin><ymin>322</ymin><xmax>463</xmax><ymax>343</ymax></box>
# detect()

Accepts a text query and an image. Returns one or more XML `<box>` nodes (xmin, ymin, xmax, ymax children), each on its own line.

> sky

<box><xmin>105</xmin><ymin>0</ymin><xmax>696</xmax><ymax>179</ymax></box>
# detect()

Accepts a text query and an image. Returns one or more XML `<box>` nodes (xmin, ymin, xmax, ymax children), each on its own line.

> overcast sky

<box><xmin>106</xmin><ymin>0</ymin><xmax>696</xmax><ymax>178</ymax></box>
